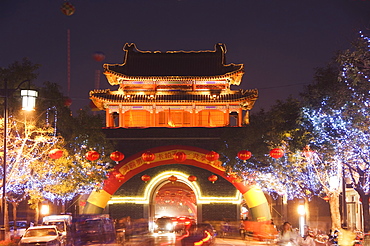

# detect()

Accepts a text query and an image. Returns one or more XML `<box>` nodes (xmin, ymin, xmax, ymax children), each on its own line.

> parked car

<box><xmin>18</xmin><ymin>225</ymin><xmax>64</xmax><ymax>246</ymax></box>
<box><xmin>71</xmin><ymin>214</ymin><xmax>116</xmax><ymax>245</ymax></box>
<box><xmin>181</xmin><ymin>223</ymin><xmax>216</xmax><ymax>246</ymax></box>
<box><xmin>42</xmin><ymin>215</ymin><xmax>73</xmax><ymax>246</ymax></box>
<box><xmin>9</xmin><ymin>220</ymin><xmax>28</xmax><ymax>240</ymax></box>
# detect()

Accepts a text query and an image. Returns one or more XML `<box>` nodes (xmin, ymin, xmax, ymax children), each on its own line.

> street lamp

<box><xmin>297</xmin><ymin>202</ymin><xmax>306</xmax><ymax>237</ymax></box>
<box><xmin>1</xmin><ymin>79</ymin><xmax>37</xmax><ymax>239</ymax></box>
<box><xmin>40</xmin><ymin>203</ymin><xmax>50</xmax><ymax>216</ymax></box>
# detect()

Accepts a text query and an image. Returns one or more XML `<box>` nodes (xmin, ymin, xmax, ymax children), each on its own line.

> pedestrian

<box><xmin>297</xmin><ymin>230</ymin><xmax>315</xmax><ymax>246</ymax></box>
<box><xmin>239</xmin><ymin>220</ymin><xmax>246</xmax><ymax>239</ymax></box>
<box><xmin>278</xmin><ymin>221</ymin><xmax>298</xmax><ymax>246</ymax></box>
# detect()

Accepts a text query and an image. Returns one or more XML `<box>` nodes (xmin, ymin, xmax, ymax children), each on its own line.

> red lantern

<box><xmin>168</xmin><ymin>175</ymin><xmax>178</xmax><ymax>183</ymax></box>
<box><xmin>269</xmin><ymin>148</ymin><xmax>284</xmax><ymax>159</ymax></box>
<box><xmin>142</xmin><ymin>151</ymin><xmax>155</xmax><ymax>163</ymax></box>
<box><xmin>188</xmin><ymin>175</ymin><xmax>197</xmax><ymax>182</ymax></box>
<box><xmin>173</xmin><ymin>152</ymin><xmax>187</xmax><ymax>162</ymax></box>
<box><xmin>208</xmin><ymin>174</ymin><xmax>218</xmax><ymax>183</ymax></box>
<box><xmin>110</xmin><ymin>151</ymin><xmax>125</xmax><ymax>162</ymax></box>
<box><xmin>141</xmin><ymin>174</ymin><xmax>151</xmax><ymax>182</ymax></box>
<box><xmin>60</xmin><ymin>2</ymin><xmax>75</xmax><ymax>16</ymax></box>
<box><xmin>206</xmin><ymin>151</ymin><xmax>219</xmax><ymax>162</ymax></box>
<box><xmin>49</xmin><ymin>149</ymin><xmax>63</xmax><ymax>159</ymax></box>
<box><xmin>92</xmin><ymin>52</ymin><xmax>105</xmax><ymax>62</ymax></box>
<box><xmin>64</xmin><ymin>97</ymin><xmax>72</xmax><ymax>107</ymax></box>
<box><xmin>323</xmin><ymin>196</ymin><xmax>329</xmax><ymax>202</ymax></box>
<box><xmin>86</xmin><ymin>150</ymin><xmax>100</xmax><ymax>161</ymax></box>
<box><xmin>237</xmin><ymin>150</ymin><xmax>252</xmax><ymax>161</ymax></box>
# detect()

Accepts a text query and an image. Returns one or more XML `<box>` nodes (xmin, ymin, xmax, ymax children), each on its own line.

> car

<box><xmin>10</xmin><ymin>220</ymin><xmax>28</xmax><ymax>240</ymax></box>
<box><xmin>18</xmin><ymin>225</ymin><xmax>64</xmax><ymax>246</ymax></box>
<box><xmin>71</xmin><ymin>215</ymin><xmax>116</xmax><ymax>245</ymax></box>
<box><xmin>173</xmin><ymin>217</ymin><xmax>194</xmax><ymax>233</ymax></box>
<box><xmin>181</xmin><ymin>223</ymin><xmax>216</xmax><ymax>246</ymax></box>
<box><xmin>153</xmin><ymin>217</ymin><xmax>175</xmax><ymax>233</ymax></box>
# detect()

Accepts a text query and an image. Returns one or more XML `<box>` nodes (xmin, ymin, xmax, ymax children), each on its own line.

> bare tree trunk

<box><xmin>329</xmin><ymin>192</ymin><xmax>341</xmax><ymax>230</ymax></box>
<box><xmin>34</xmin><ymin>203</ymin><xmax>39</xmax><ymax>225</ymax></box>
<box><xmin>359</xmin><ymin>193</ymin><xmax>370</xmax><ymax>232</ymax></box>
<box><xmin>12</xmin><ymin>202</ymin><xmax>18</xmax><ymax>232</ymax></box>
<box><xmin>4</xmin><ymin>201</ymin><xmax>9</xmax><ymax>240</ymax></box>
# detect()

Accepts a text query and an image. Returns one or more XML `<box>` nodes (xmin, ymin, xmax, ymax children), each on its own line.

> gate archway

<box><xmin>83</xmin><ymin>145</ymin><xmax>271</xmax><ymax>222</ymax></box>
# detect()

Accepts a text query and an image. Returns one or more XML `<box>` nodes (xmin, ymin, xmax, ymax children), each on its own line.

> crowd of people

<box><xmin>277</xmin><ymin>222</ymin><xmax>316</xmax><ymax>246</ymax></box>
<box><xmin>276</xmin><ymin>221</ymin><xmax>364</xmax><ymax>246</ymax></box>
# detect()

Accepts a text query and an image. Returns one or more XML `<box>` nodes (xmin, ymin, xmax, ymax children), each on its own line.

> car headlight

<box><xmin>46</xmin><ymin>239</ymin><xmax>60</xmax><ymax>246</ymax></box>
<box><xmin>166</xmin><ymin>223</ymin><xmax>173</xmax><ymax>231</ymax></box>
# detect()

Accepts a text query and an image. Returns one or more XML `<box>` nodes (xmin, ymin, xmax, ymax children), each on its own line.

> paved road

<box><xmin>111</xmin><ymin>233</ymin><xmax>271</xmax><ymax>246</ymax></box>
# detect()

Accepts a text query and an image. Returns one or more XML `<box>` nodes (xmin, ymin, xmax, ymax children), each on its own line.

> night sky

<box><xmin>1</xmin><ymin>0</ymin><xmax>370</xmax><ymax>113</ymax></box>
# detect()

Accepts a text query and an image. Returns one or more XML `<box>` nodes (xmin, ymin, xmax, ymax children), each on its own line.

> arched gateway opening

<box><xmin>149</xmin><ymin>171</ymin><xmax>198</xmax><ymax>219</ymax></box>
<box><xmin>83</xmin><ymin>145</ymin><xmax>271</xmax><ymax>223</ymax></box>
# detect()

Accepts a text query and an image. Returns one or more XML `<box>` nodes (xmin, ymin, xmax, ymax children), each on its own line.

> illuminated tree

<box><xmin>29</xmin><ymin>83</ymin><xmax>115</xmax><ymax>218</ymax></box>
<box><xmin>0</xmin><ymin>112</ymin><xmax>63</xmax><ymax>227</ymax></box>
<box><xmin>302</xmin><ymin>31</ymin><xmax>370</xmax><ymax>231</ymax></box>
<box><xmin>0</xmin><ymin>60</ymin><xmax>115</xmax><ymax>226</ymax></box>
<box><xmin>221</xmin><ymin>98</ymin><xmax>321</xmax><ymax>201</ymax></box>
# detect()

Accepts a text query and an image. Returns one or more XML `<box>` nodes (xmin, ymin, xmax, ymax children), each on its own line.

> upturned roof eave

<box><xmin>103</xmin><ymin>66</ymin><xmax>245</xmax><ymax>85</ymax></box>
<box><xmin>89</xmin><ymin>90</ymin><xmax>258</xmax><ymax>111</ymax></box>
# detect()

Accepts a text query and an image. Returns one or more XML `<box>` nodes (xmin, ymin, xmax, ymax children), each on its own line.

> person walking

<box><xmin>298</xmin><ymin>230</ymin><xmax>316</xmax><ymax>246</ymax></box>
<box><xmin>278</xmin><ymin>222</ymin><xmax>298</xmax><ymax>246</ymax></box>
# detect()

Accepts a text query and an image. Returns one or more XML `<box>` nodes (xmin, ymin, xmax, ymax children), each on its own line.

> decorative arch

<box><xmin>83</xmin><ymin>145</ymin><xmax>271</xmax><ymax>222</ymax></box>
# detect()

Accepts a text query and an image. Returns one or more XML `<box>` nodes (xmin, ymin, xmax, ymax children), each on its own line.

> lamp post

<box><xmin>297</xmin><ymin>202</ymin><xmax>306</xmax><ymax>237</ymax></box>
<box><xmin>1</xmin><ymin>79</ymin><xmax>37</xmax><ymax>239</ymax></box>
<box><xmin>341</xmin><ymin>166</ymin><xmax>348</xmax><ymax>229</ymax></box>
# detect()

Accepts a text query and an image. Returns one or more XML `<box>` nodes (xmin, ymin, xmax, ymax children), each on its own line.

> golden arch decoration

<box><xmin>83</xmin><ymin>145</ymin><xmax>271</xmax><ymax>222</ymax></box>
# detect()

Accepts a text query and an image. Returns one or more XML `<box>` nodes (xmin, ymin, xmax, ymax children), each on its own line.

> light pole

<box><xmin>297</xmin><ymin>202</ymin><xmax>306</xmax><ymax>237</ymax></box>
<box><xmin>341</xmin><ymin>166</ymin><xmax>348</xmax><ymax>229</ymax></box>
<box><xmin>1</xmin><ymin>79</ymin><xmax>37</xmax><ymax>239</ymax></box>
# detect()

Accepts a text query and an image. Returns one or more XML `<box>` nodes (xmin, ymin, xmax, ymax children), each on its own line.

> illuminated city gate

<box><xmin>83</xmin><ymin>145</ymin><xmax>271</xmax><ymax>223</ymax></box>
<box><xmin>85</xmin><ymin>43</ymin><xmax>270</xmax><ymax>225</ymax></box>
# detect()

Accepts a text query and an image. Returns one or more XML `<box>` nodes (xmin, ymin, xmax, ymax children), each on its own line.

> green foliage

<box><xmin>0</xmin><ymin>58</ymin><xmax>40</xmax><ymax>114</ymax></box>
<box><xmin>300</xmin><ymin>64</ymin><xmax>350</xmax><ymax>110</ymax></box>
